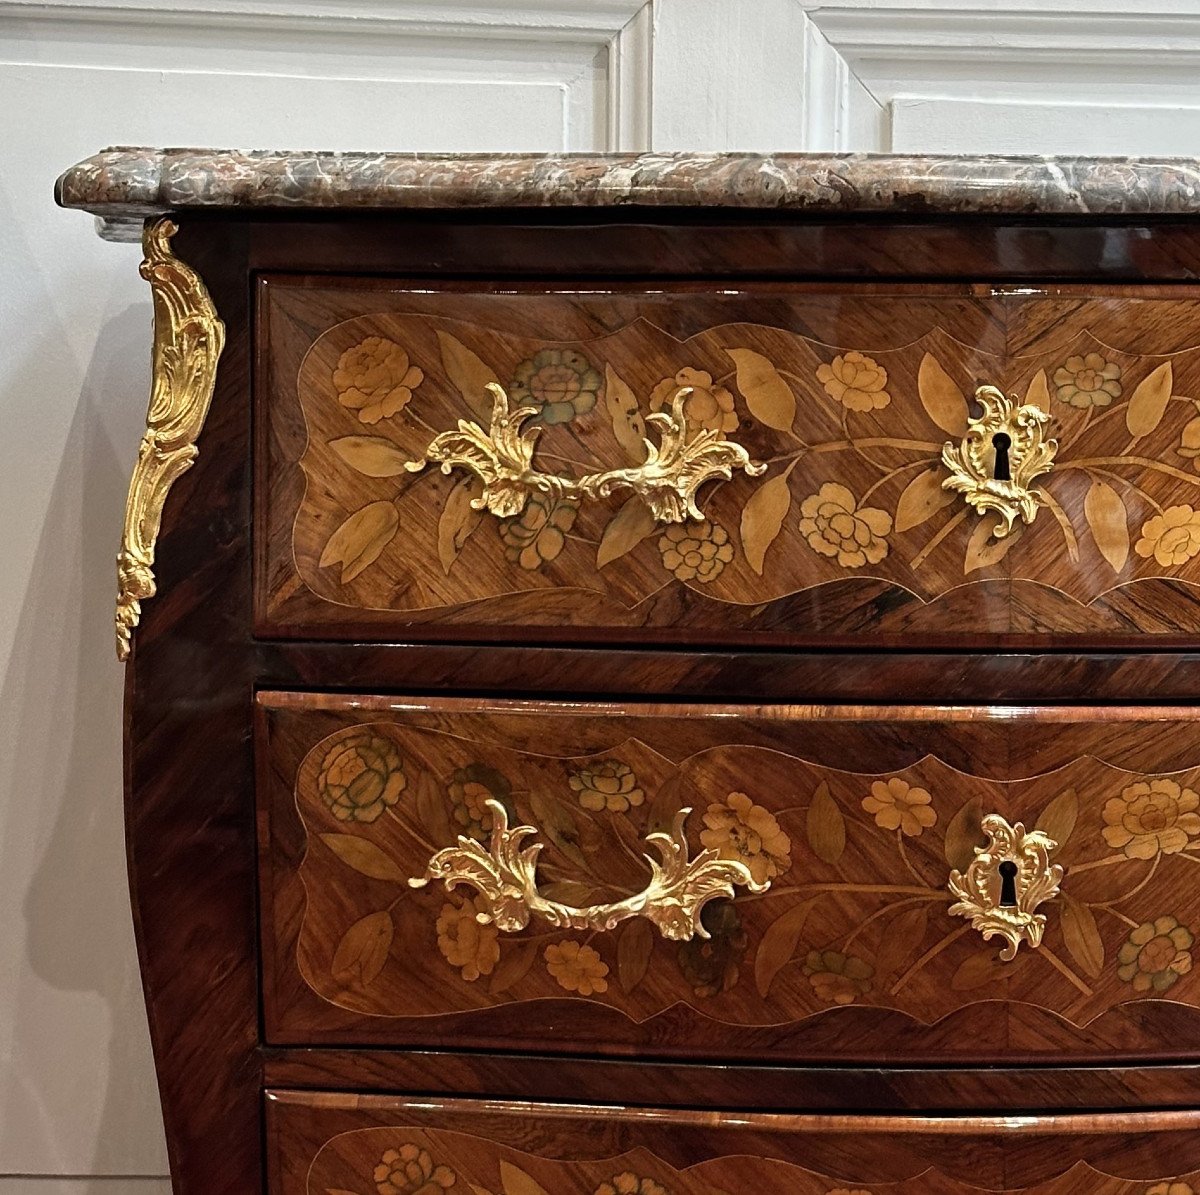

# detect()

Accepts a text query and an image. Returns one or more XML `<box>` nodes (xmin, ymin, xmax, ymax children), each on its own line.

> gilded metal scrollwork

<box><xmin>942</xmin><ymin>385</ymin><xmax>1057</xmax><ymax>539</ymax></box>
<box><xmin>404</xmin><ymin>382</ymin><xmax>765</xmax><ymax>524</ymax></box>
<box><xmin>947</xmin><ymin>813</ymin><xmax>1064</xmax><ymax>960</ymax></box>
<box><xmin>115</xmin><ymin>218</ymin><xmax>225</xmax><ymax>660</ymax></box>
<box><xmin>409</xmin><ymin>799</ymin><xmax>768</xmax><ymax>941</ymax></box>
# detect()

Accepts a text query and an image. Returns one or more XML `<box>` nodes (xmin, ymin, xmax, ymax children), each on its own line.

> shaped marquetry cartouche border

<box><xmin>115</xmin><ymin>218</ymin><xmax>225</xmax><ymax>660</ymax></box>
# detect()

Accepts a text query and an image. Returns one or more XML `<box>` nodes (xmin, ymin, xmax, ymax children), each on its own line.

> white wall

<box><xmin>2</xmin><ymin>0</ymin><xmax>1198</xmax><ymax>1188</ymax></box>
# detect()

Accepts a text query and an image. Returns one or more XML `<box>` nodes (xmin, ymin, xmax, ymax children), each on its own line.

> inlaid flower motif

<box><xmin>1178</xmin><ymin>412</ymin><xmax>1200</xmax><ymax>470</ymax></box>
<box><xmin>318</xmin><ymin>730</ymin><xmax>406</xmax><ymax>824</ymax></box>
<box><xmin>1103</xmin><ymin>778</ymin><xmax>1200</xmax><ymax>859</ymax></box>
<box><xmin>817</xmin><ymin>352</ymin><xmax>891</xmax><ymax>412</ymax></box>
<box><xmin>650</xmin><ymin>367</ymin><xmax>738</xmax><ymax>434</ymax></box>
<box><xmin>499</xmin><ymin>494</ymin><xmax>578</xmax><ymax>570</ymax></box>
<box><xmin>863</xmin><ymin>778</ymin><xmax>937</xmax><ymax>838</ymax></box>
<box><xmin>677</xmin><ymin>899</ymin><xmax>746</xmax><ymax>997</ymax></box>
<box><xmin>374</xmin><ymin>1144</ymin><xmax>455</xmax><ymax>1194</ymax></box>
<box><xmin>658</xmin><ymin>520</ymin><xmax>735</xmax><ymax>583</ymax></box>
<box><xmin>569</xmin><ymin>760</ymin><xmax>644</xmax><ymax>812</ymax></box>
<box><xmin>510</xmin><ymin>348</ymin><xmax>602</xmax><ymax>424</ymax></box>
<box><xmin>1148</xmin><ymin>1182</ymin><xmax>1195</xmax><ymax>1195</ymax></box>
<box><xmin>544</xmin><ymin>939</ymin><xmax>609</xmax><ymax>995</ymax></box>
<box><xmin>1051</xmin><ymin>353</ymin><xmax>1122</xmax><ymax>409</ymax></box>
<box><xmin>1117</xmin><ymin>915</ymin><xmax>1194</xmax><ymax>993</ymax></box>
<box><xmin>799</xmin><ymin>483</ymin><xmax>892</xmax><ymax>568</ymax></box>
<box><xmin>1135</xmin><ymin>506</ymin><xmax>1200</xmax><ymax>567</ymax></box>
<box><xmin>334</xmin><ymin>337</ymin><xmax>424</xmax><ymax>424</ymax></box>
<box><xmin>435</xmin><ymin>893</ymin><xmax>500</xmax><ymax>982</ymax></box>
<box><xmin>699</xmin><ymin>792</ymin><xmax>792</xmax><ymax>886</ymax></box>
<box><xmin>803</xmin><ymin>950</ymin><xmax>873</xmax><ymax>1005</ymax></box>
<box><xmin>594</xmin><ymin>1175</ymin><xmax>669</xmax><ymax>1195</ymax></box>
<box><xmin>447</xmin><ymin>762</ymin><xmax>511</xmax><ymax>842</ymax></box>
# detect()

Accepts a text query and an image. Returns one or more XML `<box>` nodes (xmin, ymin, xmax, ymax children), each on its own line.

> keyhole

<box><xmin>992</xmin><ymin>432</ymin><xmax>1012</xmax><ymax>481</ymax></box>
<box><xmin>998</xmin><ymin>860</ymin><xmax>1019</xmax><ymax>907</ymax></box>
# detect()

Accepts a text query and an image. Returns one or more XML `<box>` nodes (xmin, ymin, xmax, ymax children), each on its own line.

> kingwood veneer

<box><xmin>56</xmin><ymin>148</ymin><xmax>1200</xmax><ymax>1194</ymax></box>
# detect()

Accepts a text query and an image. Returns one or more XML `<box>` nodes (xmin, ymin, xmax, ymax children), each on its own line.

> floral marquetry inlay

<box><xmin>275</xmin><ymin>707</ymin><xmax>1200</xmax><ymax>1048</ymax></box>
<box><xmin>264</xmin><ymin>286</ymin><xmax>1200</xmax><ymax>637</ymax></box>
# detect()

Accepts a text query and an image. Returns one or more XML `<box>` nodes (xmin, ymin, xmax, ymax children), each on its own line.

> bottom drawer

<box><xmin>266</xmin><ymin>1091</ymin><xmax>1200</xmax><ymax>1193</ymax></box>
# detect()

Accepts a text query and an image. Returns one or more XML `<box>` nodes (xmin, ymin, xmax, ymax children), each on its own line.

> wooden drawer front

<box><xmin>259</xmin><ymin>694</ymin><xmax>1200</xmax><ymax>1062</ymax></box>
<box><xmin>266</xmin><ymin>1091</ymin><xmax>1200</xmax><ymax>1194</ymax></box>
<box><xmin>260</xmin><ymin>279</ymin><xmax>1200</xmax><ymax>644</ymax></box>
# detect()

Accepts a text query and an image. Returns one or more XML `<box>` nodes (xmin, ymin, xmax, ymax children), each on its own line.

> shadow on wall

<box><xmin>3</xmin><ymin>300</ymin><xmax>171</xmax><ymax>1187</ymax></box>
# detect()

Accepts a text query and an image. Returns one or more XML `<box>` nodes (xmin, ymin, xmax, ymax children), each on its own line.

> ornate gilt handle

<box><xmin>947</xmin><ymin>813</ymin><xmax>1063</xmax><ymax>960</ymax></box>
<box><xmin>941</xmin><ymin>385</ymin><xmax>1057</xmax><ymax>540</ymax></box>
<box><xmin>404</xmin><ymin>382</ymin><xmax>765</xmax><ymax>523</ymax></box>
<box><xmin>115</xmin><ymin>219</ymin><xmax>225</xmax><ymax>660</ymax></box>
<box><xmin>409</xmin><ymin>798</ymin><xmax>768</xmax><ymax>941</ymax></box>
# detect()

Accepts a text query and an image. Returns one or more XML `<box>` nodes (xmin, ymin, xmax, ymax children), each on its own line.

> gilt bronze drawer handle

<box><xmin>942</xmin><ymin>385</ymin><xmax>1057</xmax><ymax>540</ymax></box>
<box><xmin>948</xmin><ymin>813</ymin><xmax>1063</xmax><ymax>960</ymax></box>
<box><xmin>409</xmin><ymin>798</ymin><xmax>768</xmax><ymax>941</ymax></box>
<box><xmin>404</xmin><ymin>382</ymin><xmax>765</xmax><ymax>524</ymax></box>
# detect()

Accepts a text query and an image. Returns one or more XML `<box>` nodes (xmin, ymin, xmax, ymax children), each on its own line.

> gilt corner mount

<box><xmin>115</xmin><ymin>218</ymin><xmax>225</xmax><ymax>661</ymax></box>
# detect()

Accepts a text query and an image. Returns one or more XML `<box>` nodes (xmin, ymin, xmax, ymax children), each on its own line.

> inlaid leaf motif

<box><xmin>1084</xmin><ymin>479</ymin><xmax>1129</xmax><ymax>572</ymax></box>
<box><xmin>1025</xmin><ymin>367</ymin><xmax>1051</xmax><ymax>409</ymax></box>
<box><xmin>754</xmin><ymin>897</ymin><xmax>819</xmax><ymax>998</ymax></box>
<box><xmin>1035</xmin><ymin>788</ymin><xmax>1079</xmax><ymax>849</ymax></box>
<box><xmin>319</xmin><ymin>834</ymin><xmax>407</xmax><ymax>883</ymax></box>
<box><xmin>740</xmin><ymin>473</ymin><xmax>792</xmax><ymax>575</ymax></box>
<box><xmin>500</xmin><ymin>1160</ymin><xmax>552</xmax><ymax>1195</ymax></box>
<box><xmin>874</xmin><ymin>905</ymin><xmax>930</xmax><ymax>981</ymax></box>
<box><xmin>319</xmin><ymin>501</ymin><xmax>400</xmax><ymax>582</ymax></box>
<box><xmin>331</xmin><ymin>910</ymin><xmax>393</xmax><ymax>985</ymax></box>
<box><xmin>469</xmin><ymin>1185</ymin><xmax>498</xmax><ymax>1195</ymax></box>
<box><xmin>529</xmin><ymin>791</ymin><xmax>588</xmax><ymax>870</ymax></box>
<box><xmin>327</xmin><ymin>1189</ymin><xmax>360</xmax><ymax>1195</ymax></box>
<box><xmin>951</xmin><ymin>950</ymin><xmax>1019</xmax><ymax>991</ymax></box>
<box><xmin>1126</xmin><ymin>361</ymin><xmax>1173</xmax><ymax>439</ymax></box>
<box><xmin>806</xmin><ymin>780</ymin><xmax>846</xmax><ymax>864</ymax></box>
<box><xmin>894</xmin><ymin>466</ymin><xmax>956</xmax><ymax>533</ymax></box>
<box><xmin>645</xmin><ymin>776</ymin><xmax>684</xmax><ymax>836</ymax></box>
<box><xmin>944</xmin><ymin>796</ymin><xmax>984</xmax><ymax>872</ymax></box>
<box><xmin>1061</xmin><ymin>895</ymin><xmax>1105</xmax><ymax>979</ymax></box>
<box><xmin>438</xmin><ymin>474</ymin><xmax>484</xmax><ymax>575</ymax></box>
<box><xmin>597</xmin><ymin>496</ymin><xmax>657</xmax><ymax>568</ymax></box>
<box><xmin>727</xmin><ymin>347</ymin><xmax>795</xmax><ymax>431</ymax></box>
<box><xmin>415</xmin><ymin>769</ymin><xmax>454</xmax><ymax>846</ymax></box>
<box><xmin>488</xmin><ymin>938</ymin><xmax>538</xmax><ymax>995</ymax></box>
<box><xmin>541</xmin><ymin>881</ymin><xmax>596</xmax><ymax>905</ymax></box>
<box><xmin>617</xmin><ymin>916</ymin><xmax>655</xmax><ymax>994</ymax></box>
<box><xmin>963</xmin><ymin>517</ymin><xmax>1020</xmax><ymax>574</ymax></box>
<box><xmin>328</xmin><ymin>435</ymin><xmax>411</xmax><ymax>477</ymax></box>
<box><xmin>918</xmin><ymin>352</ymin><xmax>969</xmax><ymax>435</ymax></box>
<box><xmin>604</xmin><ymin>364</ymin><xmax>648</xmax><ymax>463</ymax></box>
<box><xmin>436</xmin><ymin>329</ymin><xmax>499</xmax><ymax>420</ymax></box>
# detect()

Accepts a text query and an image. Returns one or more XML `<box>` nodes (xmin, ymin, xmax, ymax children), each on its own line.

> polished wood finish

<box><xmin>110</xmin><ymin>209</ymin><xmax>1200</xmax><ymax>1193</ymax></box>
<box><xmin>266</xmin><ymin>1092</ymin><xmax>1200</xmax><ymax>1193</ymax></box>
<box><xmin>260</xmin><ymin>278</ymin><xmax>1200</xmax><ymax>644</ymax></box>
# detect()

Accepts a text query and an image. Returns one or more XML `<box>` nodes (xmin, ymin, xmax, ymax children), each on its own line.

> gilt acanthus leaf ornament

<box><xmin>947</xmin><ymin>813</ymin><xmax>1064</xmax><ymax>961</ymax></box>
<box><xmin>941</xmin><ymin>385</ymin><xmax>1057</xmax><ymax>539</ymax></box>
<box><xmin>115</xmin><ymin>218</ymin><xmax>225</xmax><ymax>660</ymax></box>
<box><xmin>409</xmin><ymin>798</ymin><xmax>768</xmax><ymax>941</ymax></box>
<box><xmin>405</xmin><ymin>382</ymin><xmax>765</xmax><ymax>524</ymax></box>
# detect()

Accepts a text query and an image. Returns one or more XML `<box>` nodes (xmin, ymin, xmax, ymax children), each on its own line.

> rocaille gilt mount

<box><xmin>942</xmin><ymin>385</ymin><xmax>1058</xmax><ymax>539</ymax></box>
<box><xmin>115</xmin><ymin>219</ymin><xmax>225</xmax><ymax>660</ymax></box>
<box><xmin>405</xmin><ymin>381</ymin><xmax>765</xmax><ymax>523</ymax></box>
<box><xmin>409</xmin><ymin>798</ymin><xmax>768</xmax><ymax>941</ymax></box>
<box><xmin>947</xmin><ymin>814</ymin><xmax>1064</xmax><ymax>960</ymax></box>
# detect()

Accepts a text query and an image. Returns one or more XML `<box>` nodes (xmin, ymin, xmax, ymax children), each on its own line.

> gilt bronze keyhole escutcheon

<box><xmin>948</xmin><ymin>814</ymin><xmax>1064</xmax><ymax>960</ymax></box>
<box><xmin>942</xmin><ymin>385</ymin><xmax>1057</xmax><ymax>540</ymax></box>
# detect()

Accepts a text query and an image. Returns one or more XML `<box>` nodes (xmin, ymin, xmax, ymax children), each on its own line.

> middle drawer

<box><xmin>258</xmin><ymin>694</ymin><xmax>1200</xmax><ymax>1062</ymax></box>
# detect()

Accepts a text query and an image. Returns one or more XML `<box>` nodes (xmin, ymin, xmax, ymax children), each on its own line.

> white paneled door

<box><xmin>1</xmin><ymin>0</ymin><xmax>1195</xmax><ymax>1187</ymax></box>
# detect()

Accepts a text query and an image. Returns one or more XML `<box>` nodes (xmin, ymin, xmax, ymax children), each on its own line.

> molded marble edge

<box><xmin>55</xmin><ymin>147</ymin><xmax>1200</xmax><ymax>223</ymax></box>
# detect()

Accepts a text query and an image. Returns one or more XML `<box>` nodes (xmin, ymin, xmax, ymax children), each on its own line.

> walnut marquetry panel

<box><xmin>259</xmin><ymin>280</ymin><xmax>1200</xmax><ymax>644</ymax></box>
<box><xmin>258</xmin><ymin>694</ymin><xmax>1200</xmax><ymax>1061</ymax></box>
<box><xmin>265</xmin><ymin>1092</ymin><xmax>1200</xmax><ymax>1194</ymax></box>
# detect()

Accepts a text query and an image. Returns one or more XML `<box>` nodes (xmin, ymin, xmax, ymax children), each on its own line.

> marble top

<box><xmin>56</xmin><ymin>148</ymin><xmax>1200</xmax><ymax>224</ymax></box>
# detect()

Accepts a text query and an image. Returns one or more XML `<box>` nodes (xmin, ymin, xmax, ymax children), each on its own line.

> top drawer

<box><xmin>258</xmin><ymin>278</ymin><xmax>1200</xmax><ymax>645</ymax></box>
